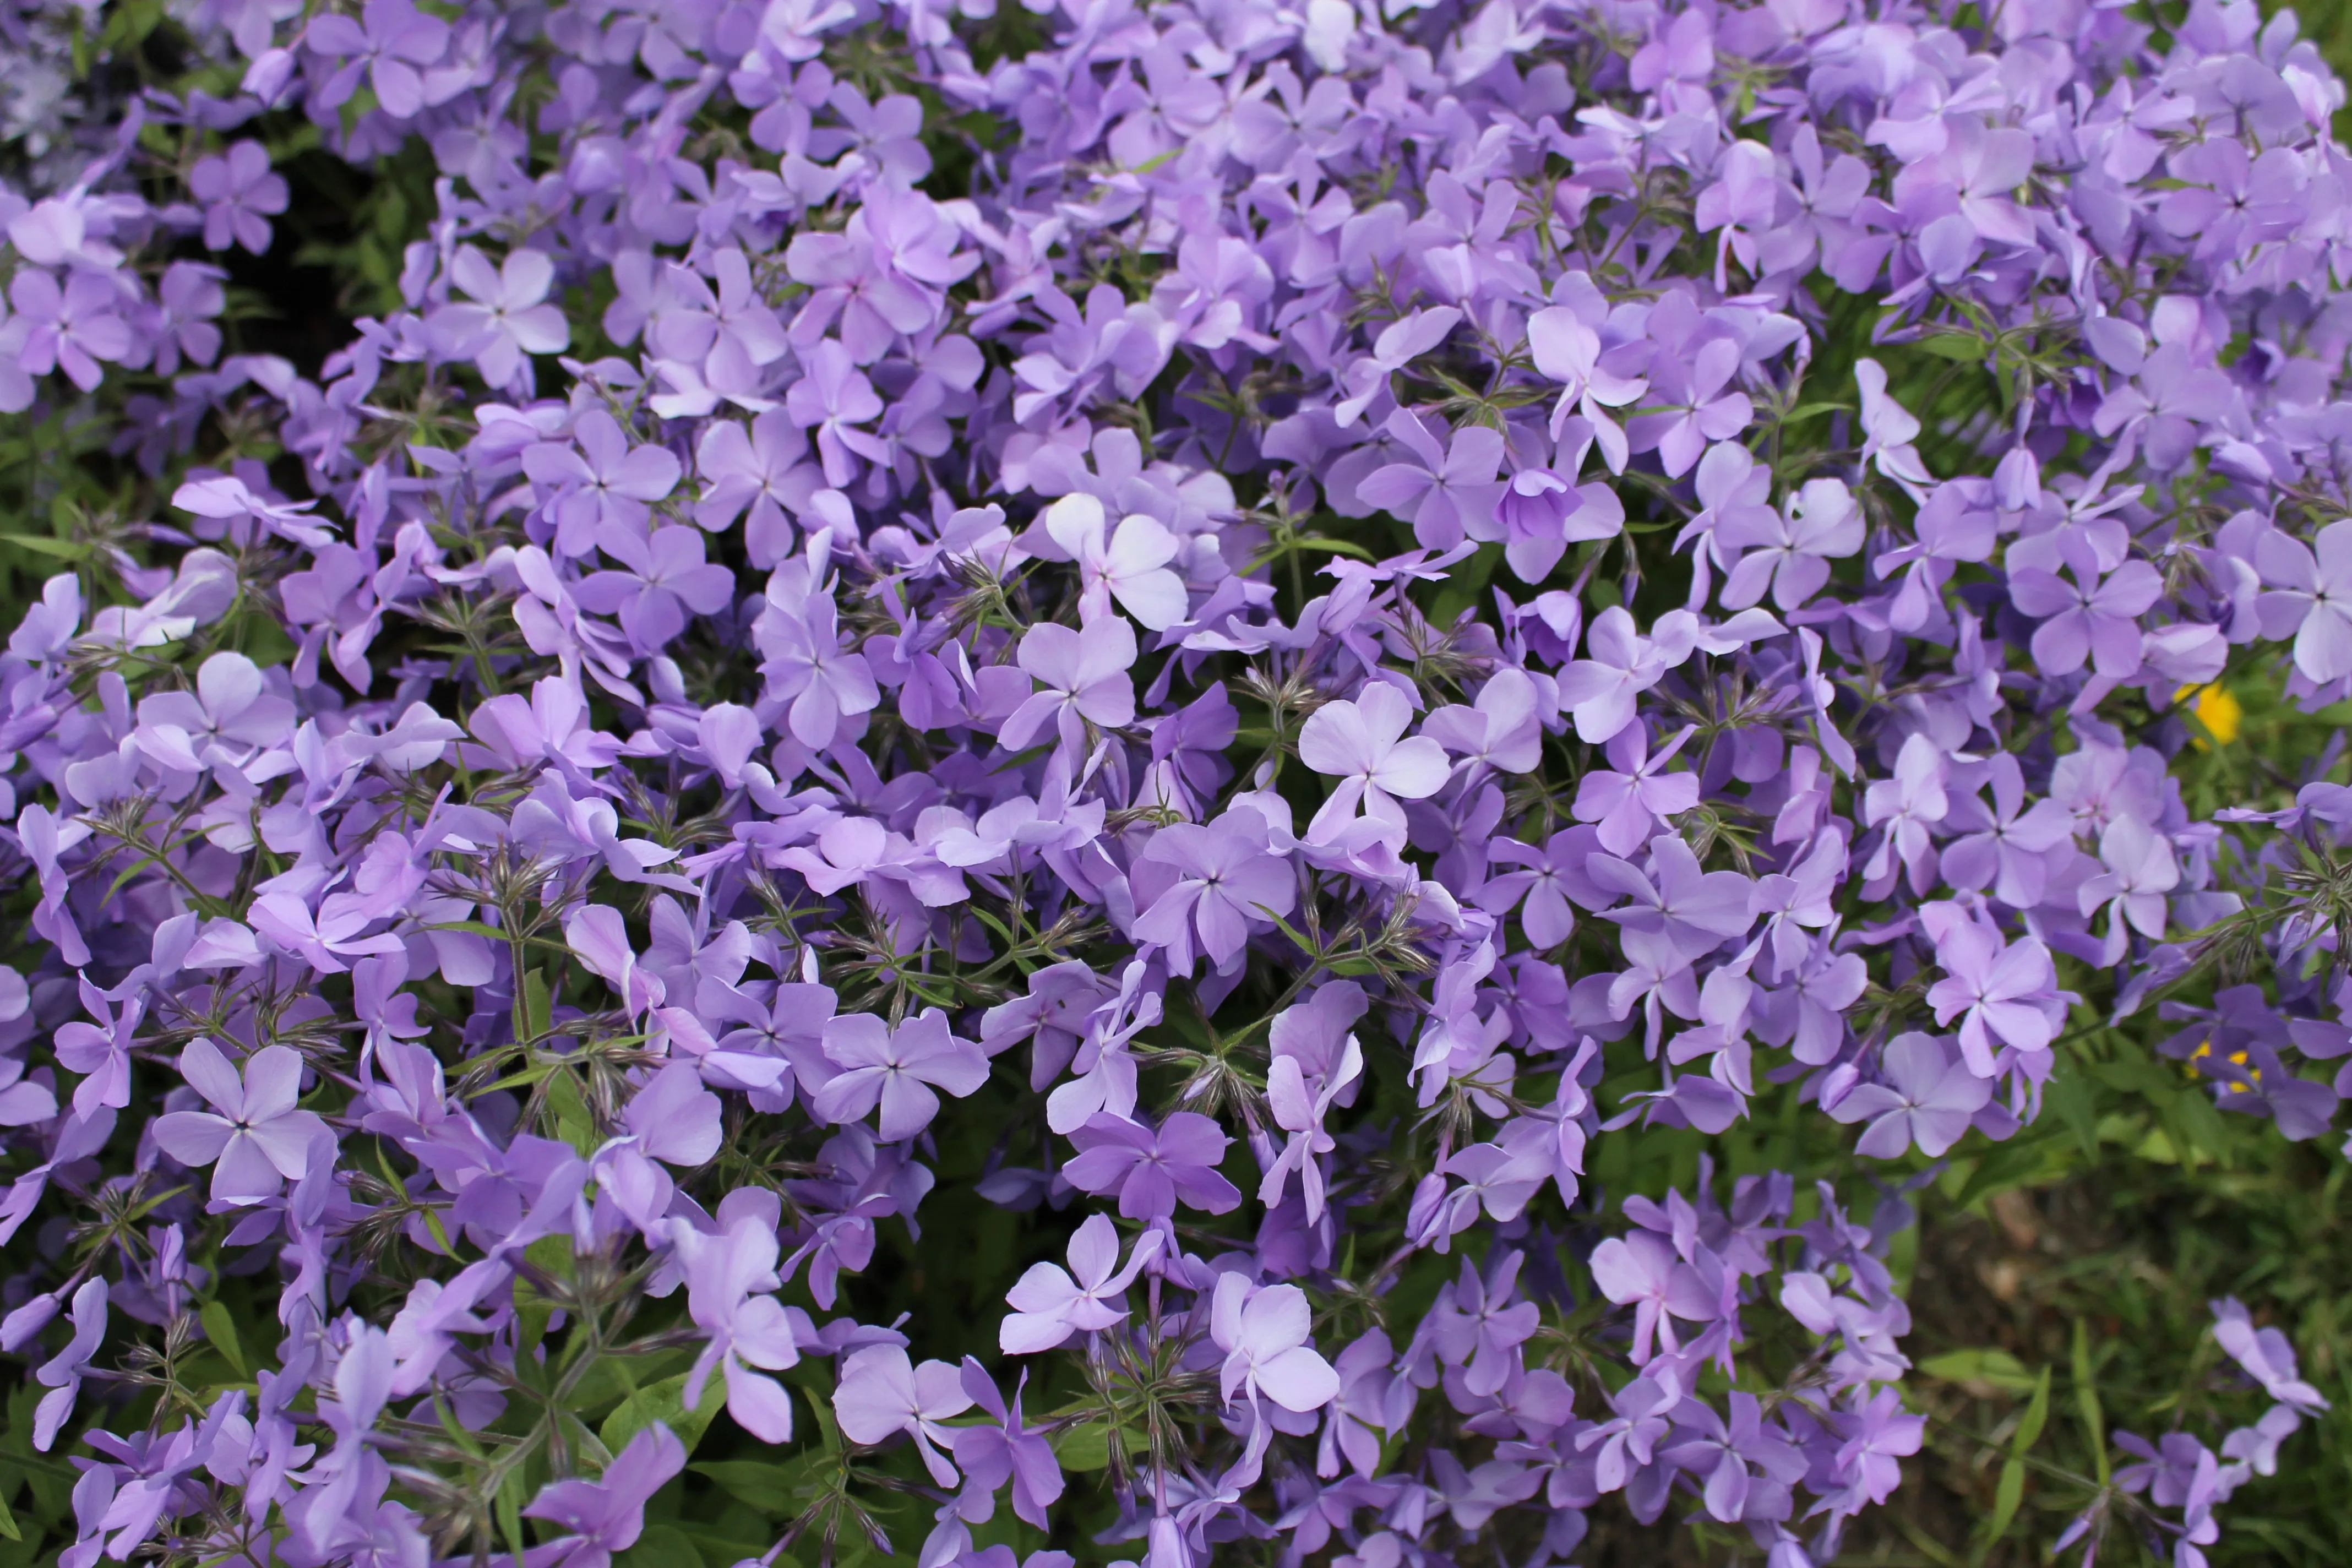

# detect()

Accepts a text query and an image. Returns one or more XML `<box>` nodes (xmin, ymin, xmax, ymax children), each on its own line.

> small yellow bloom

<box><xmin>2175</xmin><ymin>683</ymin><xmax>2241</xmax><ymax>747</ymax></box>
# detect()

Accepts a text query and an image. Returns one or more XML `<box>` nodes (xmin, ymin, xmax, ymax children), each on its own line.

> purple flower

<box><xmin>1526</xmin><ymin>306</ymin><xmax>1646</xmax><ymax>469</ymax></box>
<box><xmin>1941</xmin><ymin>753</ymin><xmax>2075</xmax><ymax>908</ymax></box>
<box><xmin>303</xmin><ymin>0</ymin><xmax>450</xmax><ymax>118</ymax></box>
<box><xmin>1574</xmin><ymin>725</ymin><xmax>1701</xmax><ymax>857</ymax></box>
<box><xmin>1593</xmin><ymin>836</ymin><xmax>1754</xmax><ymax>960</ymax></box>
<box><xmin>1355</xmin><ymin>411</ymin><xmax>1506</xmax><ymax>551</ymax></box>
<box><xmin>520</xmin><ymin>1423</ymin><xmax>685</xmax><ymax>1568</ymax></box>
<box><xmin>786</xmin><ymin>340</ymin><xmax>888</xmax><ymax>486</ymax></box>
<box><xmin>188</xmin><ymin>141</ymin><xmax>288</xmax><ymax>254</ymax></box>
<box><xmin>1923</xmin><ymin>906</ymin><xmax>2063</xmax><ymax>1076</ymax></box>
<box><xmin>1210</xmin><ymin>1275</ymin><xmax>1340</xmax><ymax>1413</ymax></box>
<box><xmin>672</xmin><ymin>1189</ymin><xmax>803</xmax><ymax>1442</ymax></box>
<box><xmin>1588</xmin><ymin>1230</ymin><xmax>1722</xmax><ymax>1364</ymax></box>
<box><xmin>1860</xmin><ymin>733</ymin><xmax>1949</xmax><ymax>895</ymax></box>
<box><xmin>152</xmin><ymin>1039</ymin><xmax>329</xmax><ymax>1204</ymax></box>
<box><xmin>1556</xmin><ymin>608</ymin><xmax>1694</xmax><ymax>744</ymax></box>
<box><xmin>2210</xmin><ymin>1297</ymin><xmax>2329</xmax><ymax>1414</ymax></box>
<box><xmin>647</xmin><ymin>248</ymin><xmax>791</xmax><ymax>401</ymax></box>
<box><xmin>999</xmin><ymin>616</ymin><xmax>1138</xmax><ymax>755</ymax></box>
<box><xmin>834</xmin><ymin>1344</ymin><xmax>973</xmax><ymax>1485</ymax></box>
<box><xmin>1826</xmin><ymin>1034</ymin><xmax>1991</xmax><ymax>1157</ymax></box>
<box><xmin>1065</xmin><ymin>1111</ymin><xmax>1240</xmax><ymax>1220</ymax></box>
<box><xmin>10</xmin><ymin>269</ymin><xmax>133</xmax><ymax>392</ymax></box>
<box><xmin>1661</xmin><ymin>1391</ymin><xmax>1803</xmax><ymax>1525</ymax></box>
<box><xmin>576</xmin><ymin>525</ymin><xmax>737</xmax><ymax>654</ymax></box>
<box><xmin>951</xmin><ymin>1362</ymin><xmax>1065</xmax><ymax>1527</ymax></box>
<box><xmin>620</xmin><ymin>1063</ymin><xmax>724</xmax><ymax>1168</ymax></box>
<box><xmin>755</xmin><ymin>573</ymin><xmax>882</xmax><ymax>750</ymax></box>
<box><xmin>1133</xmin><ymin>808</ymin><xmax>1297</xmax><ymax>976</ymax></box>
<box><xmin>1042</xmin><ymin>492</ymin><xmax>1188</xmax><ymax>633</ymax></box>
<box><xmin>1260</xmin><ymin>982</ymin><xmax>1367</xmax><ymax>1222</ymax></box>
<box><xmin>1000</xmin><ymin>1212</ymin><xmax>1163</xmax><ymax>1353</ymax></box>
<box><xmin>2079</xmin><ymin>816</ymin><xmax>2180</xmax><ymax>965</ymax></box>
<box><xmin>783</xmin><ymin>188</ymin><xmax>974</xmax><ymax>364</ymax></box>
<box><xmin>1855</xmin><ymin>360</ymin><xmax>1934</xmax><ymax>498</ymax></box>
<box><xmin>1479</xmin><ymin>829</ymin><xmax>1603</xmax><ymax>949</ymax></box>
<box><xmin>32</xmin><ymin>1279</ymin><xmax>105</xmax><ymax>1452</ymax></box>
<box><xmin>2009</xmin><ymin>557</ymin><xmax>2164</xmax><ymax>678</ymax></box>
<box><xmin>1825</xmin><ymin>1389</ymin><xmax>1922</xmax><ymax>1510</ymax></box>
<box><xmin>695</xmin><ymin>411</ymin><xmax>819</xmax><ymax>567</ymax></box>
<box><xmin>431</xmin><ymin>247</ymin><xmax>568</xmax><ymax>389</ymax></box>
<box><xmin>523</xmin><ymin>411</ymin><xmax>679</xmax><ymax>555</ymax></box>
<box><xmin>1627</xmin><ymin>339</ymin><xmax>1751</xmax><ymax>479</ymax></box>
<box><xmin>1333</xmin><ymin>307</ymin><xmax>1460</xmax><ymax>427</ymax></box>
<box><xmin>55</xmin><ymin>981</ymin><xmax>139</xmax><ymax>1117</ymax></box>
<box><xmin>2256</xmin><ymin>518</ymin><xmax>2352</xmax><ymax>684</ymax></box>
<box><xmin>1430</xmin><ymin>1251</ymin><xmax>1541</xmax><ymax>1397</ymax></box>
<box><xmin>812</xmin><ymin>1010</ymin><xmax>989</xmax><ymax>1142</ymax></box>
<box><xmin>1422</xmin><ymin>669</ymin><xmax>1544</xmax><ymax>776</ymax></box>
<box><xmin>1717</xmin><ymin>478</ymin><xmax>1863</xmax><ymax>611</ymax></box>
<box><xmin>1297</xmin><ymin>683</ymin><xmax>1449</xmax><ymax>842</ymax></box>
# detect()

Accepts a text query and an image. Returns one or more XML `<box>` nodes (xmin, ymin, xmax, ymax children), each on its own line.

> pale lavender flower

<box><xmin>999</xmin><ymin>1212</ymin><xmax>1163</xmax><ymax>1353</ymax></box>
<box><xmin>812</xmin><ymin>1010</ymin><xmax>989</xmax><ymax>1142</ymax></box>
<box><xmin>1297</xmin><ymin>682</ymin><xmax>1449</xmax><ymax>842</ymax></box>
<box><xmin>1133</xmin><ymin>809</ymin><xmax>1297</xmax><ymax>976</ymax></box>
<box><xmin>152</xmin><ymin>1039</ymin><xmax>329</xmax><ymax>1204</ymax></box>
<box><xmin>834</xmin><ymin>1345</ymin><xmax>973</xmax><ymax>1485</ymax></box>
<box><xmin>999</xmin><ymin>617</ymin><xmax>1138</xmax><ymax>755</ymax></box>
<box><xmin>1211</xmin><ymin>1275</ymin><xmax>1340</xmax><ymax>1413</ymax></box>
<box><xmin>431</xmin><ymin>247</ymin><xmax>568</xmax><ymax>389</ymax></box>
<box><xmin>1826</xmin><ymin>1034</ymin><xmax>1991</xmax><ymax>1157</ymax></box>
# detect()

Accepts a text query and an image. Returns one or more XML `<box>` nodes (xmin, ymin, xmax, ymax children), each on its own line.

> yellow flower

<box><xmin>2175</xmin><ymin>683</ymin><xmax>2240</xmax><ymax>747</ymax></box>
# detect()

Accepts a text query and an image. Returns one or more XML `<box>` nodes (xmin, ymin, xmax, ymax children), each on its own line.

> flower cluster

<box><xmin>0</xmin><ymin>0</ymin><xmax>2348</xmax><ymax>1562</ymax></box>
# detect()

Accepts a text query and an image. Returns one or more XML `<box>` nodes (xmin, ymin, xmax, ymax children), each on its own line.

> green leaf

<box><xmin>426</xmin><ymin>919</ymin><xmax>525</xmax><ymax>944</ymax></box>
<box><xmin>599</xmin><ymin>1371</ymin><xmax>726</xmax><ymax>1460</ymax></box>
<box><xmin>497</xmin><ymin>1468</ymin><xmax>530</xmax><ymax>1564</ymax></box>
<box><xmin>199</xmin><ymin>1300</ymin><xmax>247</xmax><ymax>1378</ymax></box>
<box><xmin>1969</xmin><ymin>1368</ymin><xmax>2051</xmax><ymax>1558</ymax></box>
<box><xmin>0</xmin><ymin>1482</ymin><xmax>18</xmax><ymax>1543</ymax></box>
<box><xmin>1916</xmin><ymin>333</ymin><xmax>1989</xmax><ymax>361</ymax></box>
<box><xmin>617</xmin><ymin>1523</ymin><xmax>707</xmax><ymax>1567</ymax></box>
<box><xmin>1981</xmin><ymin>1456</ymin><xmax>2026</xmax><ymax>1553</ymax></box>
<box><xmin>545</xmin><ymin>1068</ymin><xmax>599</xmax><ymax>1156</ymax></box>
<box><xmin>1917</xmin><ymin>1348</ymin><xmax>2037</xmax><ymax>1394</ymax></box>
<box><xmin>1260</xmin><ymin>908</ymin><xmax>1324</xmax><ymax>961</ymax></box>
<box><xmin>1052</xmin><ymin>1422</ymin><xmax>1112</xmax><ymax>1472</ymax></box>
<box><xmin>2072</xmin><ymin>1319</ymin><xmax>2108</xmax><ymax>1485</ymax></box>
<box><xmin>2014</xmin><ymin>1364</ymin><xmax>2053</xmax><ymax>1453</ymax></box>
<box><xmin>1953</xmin><ymin>1129</ymin><xmax>2062</xmax><ymax>1207</ymax></box>
<box><xmin>523</xmin><ymin>967</ymin><xmax>554</xmax><ymax>1042</ymax></box>
<box><xmin>1050</xmin><ymin>1420</ymin><xmax>1145</xmax><ymax>1472</ymax></box>
<box><xmin>0</xmin><ymin>534</ymin><xmax>90</xmax><ymax>560</ymax></box>
<box><xmin>2045</xmin><ymin>1057</ymin><xmax>2100</xmax><ymax>1160</ymax></box>
<box><xmin>1281</xmin><ymin>535</ymin><xmax>1376</xmax><ymax>561</ymax></box>
<box><xmin>692</xmin><ymin>1458</ymin><xmax>808</xmax><ymax>1514</ymax></box>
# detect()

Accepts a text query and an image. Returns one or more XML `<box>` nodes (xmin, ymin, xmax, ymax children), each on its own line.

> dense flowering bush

<box><xmin>3</xmin><ymin>0</ymin><xmax>2352</xmax><ymax>1561</ymax></box>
